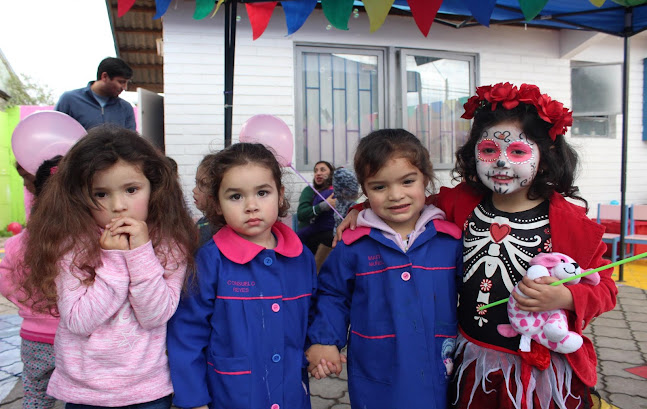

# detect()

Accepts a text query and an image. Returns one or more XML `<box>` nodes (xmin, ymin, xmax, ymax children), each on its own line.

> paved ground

<box><xmin>1</xmin><ymin>235</ymin><xmax>645</xmax><ymax>408</ymax></box>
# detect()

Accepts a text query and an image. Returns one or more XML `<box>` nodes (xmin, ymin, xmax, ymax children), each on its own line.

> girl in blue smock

<box><xmin>307</xmin><ymin>129</ymin><xmax>463</xmax><ymax>409</ymax></box>
<box><xmin>167</xmin><ymin>143</ymin><xmax>317</xmax><ymax>409</ymax></box>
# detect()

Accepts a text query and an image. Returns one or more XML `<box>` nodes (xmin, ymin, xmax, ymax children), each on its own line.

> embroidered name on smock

<box><xmin>368</xmin><ymin>254</ymin><xmax>385</xmax><ymax>267</ymax></box>
<box><xmin>226</xmin><ymin>280</ymin><xmax>256</xmax><ymax>293</ymax></box>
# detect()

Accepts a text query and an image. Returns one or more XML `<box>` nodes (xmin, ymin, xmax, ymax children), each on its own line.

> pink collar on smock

<box><xmin>214</xmin><ymin>221</ymin><xmax>303</xmax><ymax>264</ymax></box>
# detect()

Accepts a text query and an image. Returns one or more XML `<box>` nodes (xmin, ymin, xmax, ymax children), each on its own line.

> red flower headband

<box><xmin>461</xmin><ymin>82</ymin><xmax>573</xmax><ymax>141</ymax></box>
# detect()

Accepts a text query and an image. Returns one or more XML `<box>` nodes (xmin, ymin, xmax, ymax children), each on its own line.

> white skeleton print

<box><xmin>462</xmin><ymin>204</ymin><xmax>549</xmax><ymax>328</ymax></box>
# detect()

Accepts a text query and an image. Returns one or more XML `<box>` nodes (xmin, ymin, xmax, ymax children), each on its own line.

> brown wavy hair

<box><xmin>22</xmin><ymin>125</ymin><xmax>197</xmax><ymax>314</ymax></box>
<box><xmin>354</xmin><ymin>128</ymin><xmax>436</xmax><ymax>194</ymax></box>
<box><xmin>204</xmin><ymin>143</ymin><xmax>290</xmax><ymax>229</ymax></box>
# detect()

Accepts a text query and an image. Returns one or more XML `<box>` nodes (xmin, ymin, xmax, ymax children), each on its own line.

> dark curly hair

<box><xmin>453</xmin><ymin>103</ymin><xmax>587</xmax><ymax>209</ymax></box>
<box><xmin>33</xmin><ymin>156</ymin><xmax>62</xmax><ymax>196</ymax></box>
<box><xmin>354</xmin><ymin>128</ymin><xmax>435</xmax><ymax>194</ymax></box>
<box><xmin>205</xmin><ymin>143</ymin><xmax>290</xmax><ymax>229</ymax></box>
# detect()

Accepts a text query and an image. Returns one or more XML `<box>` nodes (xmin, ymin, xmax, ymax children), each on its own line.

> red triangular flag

<box><xmin>118</xmin><ymin>0</ymin><xmax>137</xmax><ymax>17</ymax></box>
<box><xmin>246</xmin><ymin>2</ymin><xmax>278</xmax><ymax>40</ymax></box>
<box><xmin>407</xmin><ymin>0</ymin><xmax>442</xmax><ymax>37</ymax></box>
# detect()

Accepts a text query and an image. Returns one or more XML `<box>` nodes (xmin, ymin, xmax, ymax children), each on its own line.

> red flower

<box><xmin>518</xmin><ymin>83</ymin><xmax>541</xmax><ymax>104</ymax></box>
<box><xmin>536</xmin><ymin>94</ymin><xmax>564</xmax><ymax>123</ymax></box>
<box><xmin>487</xmin><ymin>82</ymin><xmax>519</xmax><ymax>110</ymax></box>
<box><xmin>461</xmin><ymin>95</ymin><xmax>481</xmax><ymax>119</ymax></box>
<box><xmin>476</xmin><ymin>85</ymin><xmax>492</xmax><ymax>100</ymax></box>
<box><xmin>461</xmin><ymin>82</ymin><xmax>573</xmax><ymax>140</ymax></box>
<box><xmin>537</xmin><ymin>94</ymin><xmax>572</xmax><ymax>140</ymax></box>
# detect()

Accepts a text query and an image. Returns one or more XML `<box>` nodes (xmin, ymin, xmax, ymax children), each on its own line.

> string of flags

<box><xmin>117</xmin><ymin>0</ymin><xmax>647</xmax><ymax>40</ymax></box>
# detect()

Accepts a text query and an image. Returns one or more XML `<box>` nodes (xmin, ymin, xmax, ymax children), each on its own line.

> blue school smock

<box><xmin>167</xmin><ymin>222</ymin><xmax>317</xmax><ymax>409</ymax></box>
<box><xmin>308</xmin><ymin>219</ymin><xmax>463</xmax><ymax>409</ymax></box>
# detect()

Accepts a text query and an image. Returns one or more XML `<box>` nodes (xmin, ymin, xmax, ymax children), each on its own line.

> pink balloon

<box><xmin>11</xmin><ymin>111</ymin><xmax>87</xmax><ymax>175</ymax></box>
<box><xmin>239</xmin><ymin>115</ymin><xmax>293</xmax><ymax>167</ymax></box>
<box><xmin>7</xmin><ymin>222</ymin><xmax>22</xmax><ymax>236</ymax></box>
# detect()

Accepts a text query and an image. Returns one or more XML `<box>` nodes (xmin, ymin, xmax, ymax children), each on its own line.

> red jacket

<box><xmin>434</xmin><ymin>182</ymin><xmax>617</xmax><ymax>387</ymax></box>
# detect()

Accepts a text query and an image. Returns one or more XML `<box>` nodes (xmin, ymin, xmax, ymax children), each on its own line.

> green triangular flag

<box><xmin>323</xmin><ymin>0</ymin><xmax>354</xmax><ymax>30</ymax></box>
<box><xmin>519</xmin><ymin>0</ymin><xmax>549</xmax><ymax>21</ymax></box>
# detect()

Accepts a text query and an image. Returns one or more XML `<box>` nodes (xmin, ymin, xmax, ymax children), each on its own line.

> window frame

<box><xmin>397</xmin><ymin>48</ymin><xmax>477</xmax><ymax>170</ymax></box>
<box><xmin>294</xmin><ymin>44</ymin><xmax>387</xmax><ymax>171</ymax></box>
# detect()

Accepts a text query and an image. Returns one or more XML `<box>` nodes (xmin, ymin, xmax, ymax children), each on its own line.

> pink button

<box><xmin>271</xmin><ymin>303</ymin><xmax>280</xmax><ymax>312</ymax></box>
<box><xmin>271</xmin><ymin>404</ymin><xmax>280</xmax><ymax>409</ymax></box>
<box><xmin>401</xmin><ymin>272</ymin><xmax>411</xmax><ymax>281</ymax></box>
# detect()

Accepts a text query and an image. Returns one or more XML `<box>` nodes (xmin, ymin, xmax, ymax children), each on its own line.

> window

<box><xmin>295</xmin><ymin>46</ymin><xmax>385</xmax><ymax>170</ymax></box>
<box><xmin>399</xmin><ymin>50</ymin><xmax>475</xmax><ymax>168</ymax></box>
<box><xmin>295</xmin><ymin>45</ymin><xmax>475</xmax><ymax>170</ymax></box>
<box><xmin>571</xmin><ymin>62</ymin><xmax>622</xmax><ymax>138</ymax></box>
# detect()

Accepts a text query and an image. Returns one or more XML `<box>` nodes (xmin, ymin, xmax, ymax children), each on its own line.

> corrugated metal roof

<box><xmin>106</xmin><ymin>0</ymin><xmax>163</xmax><ymax>93</ymax></box>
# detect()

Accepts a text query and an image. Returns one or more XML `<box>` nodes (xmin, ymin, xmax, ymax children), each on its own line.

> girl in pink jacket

<box><xmin>21</xmin><ymin>125</ymin><xmax>197</xmax><ymax>409</ymax></box>
<box><xmin>0</xmin><ymin>156</ymin><xmax>61</xmax><ymax>408</ymax></box>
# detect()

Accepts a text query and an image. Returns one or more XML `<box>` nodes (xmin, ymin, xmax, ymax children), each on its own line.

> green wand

<box><xmin>478</xmin><ymin>251</ymin><xmax>647</xmax><ymax>311</ymax></box>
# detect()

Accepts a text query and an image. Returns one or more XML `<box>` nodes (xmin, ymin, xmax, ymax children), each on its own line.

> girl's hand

<box><xmin>514</xmin><ymin>275</ymin><xmax>575</xmax><ymax>312</ymax></box>
<box><xmin>100</xmin><ymin>226</ymin><xmax>129</xmax><ymax>250</ymax></box>
<box><xmin>106</xmin><ymin>217</ymin><xmax>150</xmax><ymax>250</ymax></box>
<box><xmin>332</xmin><ymin>208</ymin><xmax>359</xmax><ymax>248</ymax></box>
<box><xmin>193</xmin><ymin>406</ymin><xmax>208</xmax><ymax>409</ymax></box>
<box><xmin>306</xmin><ymin>344</ymin><xmax>345</xmax><ymax>378</ymax></box>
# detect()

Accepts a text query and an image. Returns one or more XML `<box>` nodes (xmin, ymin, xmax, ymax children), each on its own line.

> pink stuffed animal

<box><xmin>497</xmin><ymin>252</ymin><xmax>600</xmax><ymax>354</ymax></box>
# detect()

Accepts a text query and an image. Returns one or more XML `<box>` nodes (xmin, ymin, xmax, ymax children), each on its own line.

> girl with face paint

<box><xmin>336</xmin><ymin>83</ymin><xmax>617</xmax><ymax>409</ymax></box>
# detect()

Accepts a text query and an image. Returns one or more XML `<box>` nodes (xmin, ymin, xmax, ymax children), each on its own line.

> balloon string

<box><xmin>289</xmin><ymin>164</ymin><xmax>343</xmax><ymax>219</ymax></box>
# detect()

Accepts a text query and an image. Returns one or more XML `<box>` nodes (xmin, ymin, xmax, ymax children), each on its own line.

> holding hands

<box><xmin>306</xmin><ymin>344</ymin><xmax>347</xmax><ymax>379</ymax></box>
<box><xmin>100</xmin><ymin>217</ymin><xmax>150</xmax><ymax>250</ymax></box>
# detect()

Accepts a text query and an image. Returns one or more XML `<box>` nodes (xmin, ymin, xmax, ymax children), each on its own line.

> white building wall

<box><xmin>163</xmin><ymin>5</ymin><xmax>647</xmax><ymax>218</ymax></box>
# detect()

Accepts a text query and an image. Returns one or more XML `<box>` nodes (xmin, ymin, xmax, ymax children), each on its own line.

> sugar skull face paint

<box><xmin>475</xmin><ymin>122</ymin><xmax>540</xmax><ymax>195</ymax></box>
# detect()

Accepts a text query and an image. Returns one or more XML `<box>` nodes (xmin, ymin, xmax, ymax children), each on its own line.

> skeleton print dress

<box><xmin>458</xmin><ymin>197</ymin><xmax>550</xmax><ymax>349</ymax></box>
<box><xmin>452</xmin><ymin>197</ymin><xmax>588</xmax><ymax>409</ymax></box>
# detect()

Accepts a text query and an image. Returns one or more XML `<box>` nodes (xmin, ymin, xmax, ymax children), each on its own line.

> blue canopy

<box><xmin>389</xmin><ymin>0</ymin><xmax>647</xmax><ymax>36</ymax></box>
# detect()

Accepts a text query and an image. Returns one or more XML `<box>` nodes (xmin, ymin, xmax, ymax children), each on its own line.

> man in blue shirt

<box><xmin>55</xmin><ymin>57</ymin><xmax>136</xmax><ymax>130</ymax></box>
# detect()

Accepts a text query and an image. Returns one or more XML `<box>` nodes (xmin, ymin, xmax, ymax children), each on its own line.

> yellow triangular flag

<box><xmin>364</xmin><ymin>0</ymin><xmax>395</xmax><ymax>32</ymax></box>
<box><xmin>211</xmin><ymin>0</ymin><xmax>226</xmax><ymax>18</ymax></box>
<box><xmin>589</xmin><ymin>0</ymin><xmax>606</xmax><ymax>6</ymax></box>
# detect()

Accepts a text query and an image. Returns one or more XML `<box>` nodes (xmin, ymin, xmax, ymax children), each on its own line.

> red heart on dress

<box><xmin>490</xmin><ymin>223</ymin><xmax>511</xmax><ymax>243</ymax></box>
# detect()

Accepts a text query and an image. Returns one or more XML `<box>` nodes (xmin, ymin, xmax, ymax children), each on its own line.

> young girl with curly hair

<box><xmin>22</xmin><ymin>125</ymin><xmax>197</xmax><ymax>409</ymax></box>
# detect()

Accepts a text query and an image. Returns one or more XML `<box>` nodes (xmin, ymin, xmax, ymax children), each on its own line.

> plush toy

<box><xmin>332</xmin><ymin>168</ymin><xmax>360</xmax><ymax>231</ymax></box>
<box><xmin>497</xmin><ymin>252</ymin><xmax>600</xmax><ymax>354</ymax></box>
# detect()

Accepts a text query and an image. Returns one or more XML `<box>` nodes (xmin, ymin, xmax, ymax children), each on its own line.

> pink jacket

<box><xmin>0</xmin><ymin>231</ymin><xmax>59</xmax><ymax>344</ymax></box>
<box><xmin>46</xmin><ymin>240</ymin><xmax>187</xmax><ymax>406</ymax></box>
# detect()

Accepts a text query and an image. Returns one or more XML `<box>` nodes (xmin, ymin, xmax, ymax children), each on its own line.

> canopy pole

<box><xmin>619</xmin><ymin>7</ymin><xmax>632</xmax><ymax>282</ymax></box>
<box><xmin>224</xmin><ymin>0</ymin><xmax>238</xmax><ymax>147</ymax></box>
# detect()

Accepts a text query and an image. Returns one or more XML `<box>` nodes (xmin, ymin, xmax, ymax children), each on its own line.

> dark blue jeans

<box><xmin>65</xmin><ymin>395</ymin><xmax>172</xmax><ymax>409</ymax></box>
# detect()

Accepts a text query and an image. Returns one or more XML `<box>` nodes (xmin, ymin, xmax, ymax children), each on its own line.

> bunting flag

<box><xmin>211</xmin><ymin>0</ymin><xmax>226</xmax><ymax>18</ymax></box>
<box><xmin>462</xmin><ymin>0</ymin><xmax>497</xmax><ymax>27</ymax></box>
<box><xmin>407</xmin><ymin>0</ymin><xmax>443</xmax><ymax>37</ymax></box>
<box><xmin>247</xmin><ymin>2</ymin><xmax>278</xmax><ymax>39</ymax></box>
<box><xmin>322</xmin><ymin>0</ymin><xmax>354</xmax><ymax>31</ymax></box>
<box><xmin>589</xmin><ymin>0</ymin><xmax>606</xmax><ymax>5</ymax></box>
<box><xmin>194</xmin><ymin>0</ymin><xmax>216</xmax><ymax>20</ymax></box>
<box><xmin>117</xmin><ymin>0</ymin><xmax>137</xmax><ymax>17</ymax></box>
<box><xmin>519</xmin><ymin>0</ymin><xmax>549</xmax><ymax>21</ymax></box>
<box><xmin>612</xmin><ymin>0</ymin><xmax>647</xmax><ymax>5</ymax></box>
<box><xmin>282</xmin><ymin>0</ymin><xmax>318</xmax><ymax>35</ymax></box>
<box><xmin>153</xmin><ymin>0</ymin><xmax>173</xmax><ymax>19</ymax></box>
<box><xmin>364</xmin><ymin>0</ymin><xmax>395</xmax><ymax>32</ymax></box>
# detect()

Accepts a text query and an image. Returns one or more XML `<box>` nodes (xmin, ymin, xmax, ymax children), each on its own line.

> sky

<box><xmin>0</xmin><ymin>0</ymin><xmax>125</xmax><ymax>103</ymax></box>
